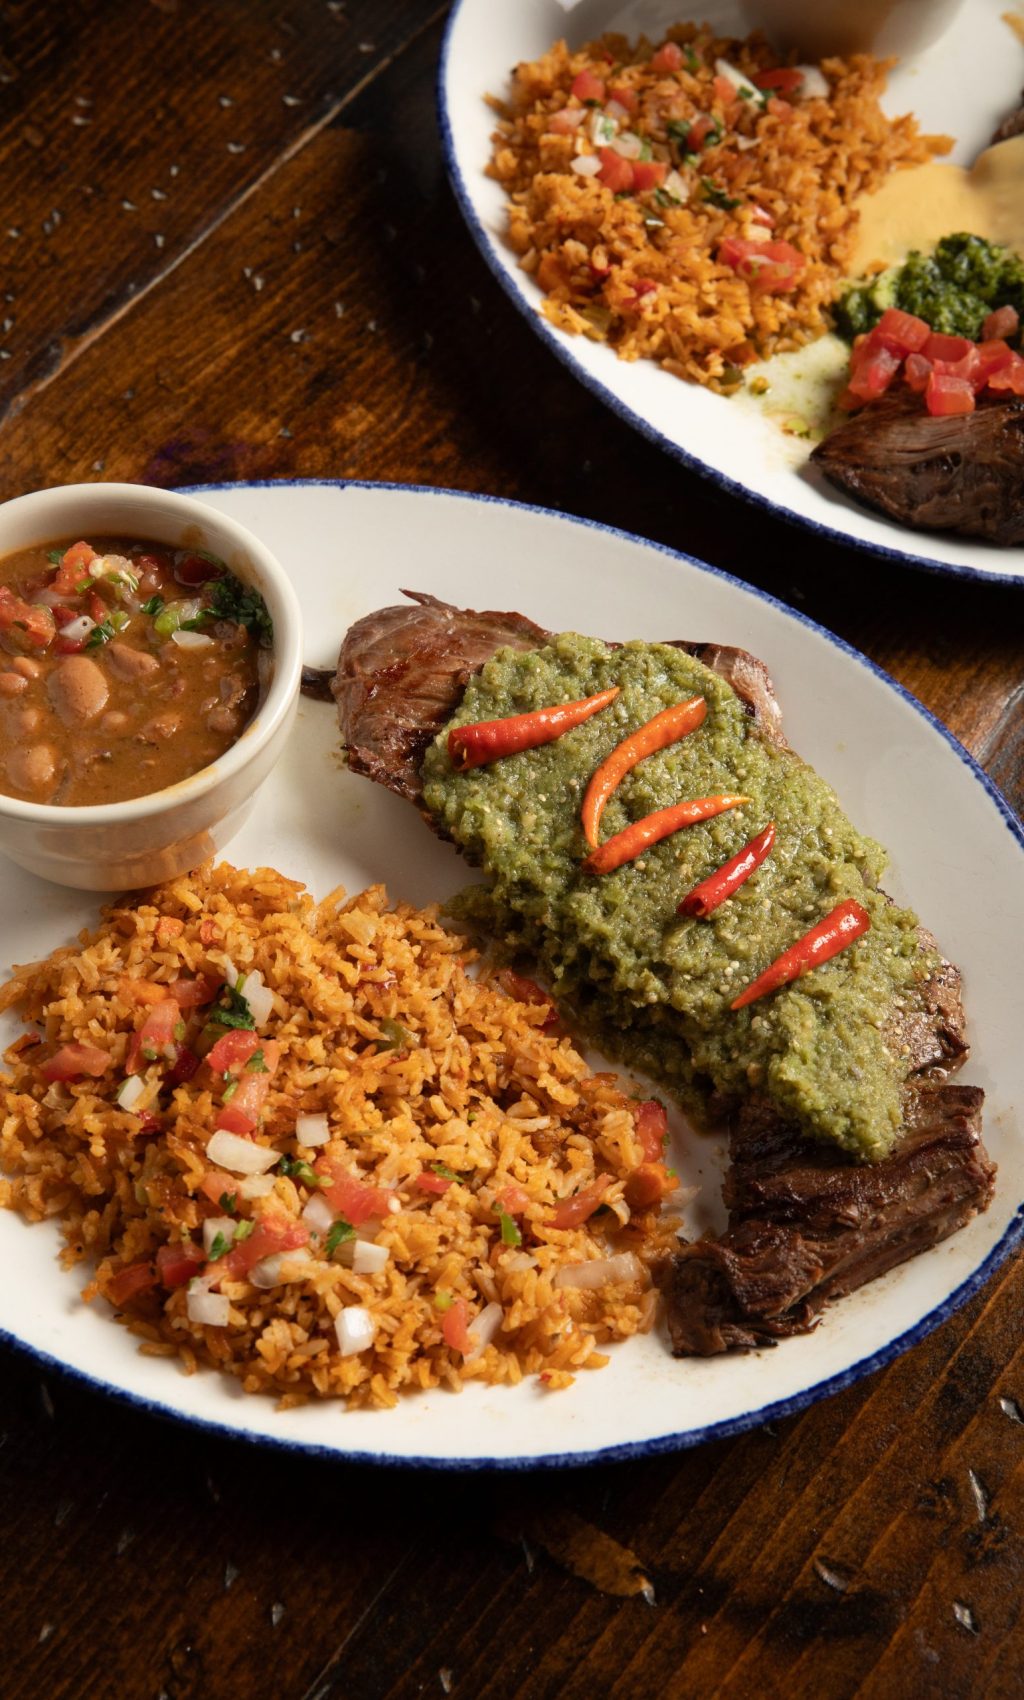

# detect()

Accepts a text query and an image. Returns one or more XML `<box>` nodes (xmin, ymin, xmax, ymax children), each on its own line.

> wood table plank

<box><xmin>0</xmin><ymin>8</ymin><xmax>1021</xmax><ymax>1700</ymax></box>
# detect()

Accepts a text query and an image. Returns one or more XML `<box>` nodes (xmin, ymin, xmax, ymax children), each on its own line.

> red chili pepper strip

<box><xmin>730</xmin><ymin>898</ymin><xmax>871</xmax><ymax>1012</ymax></box>
<box><xmin>581</xmin><ymin>695</ymin><xmax>707</xmax><ymax>849</ymax></box>
<box><xmin>678</xmin><ymin>821</ymin><xmax>776</xmax><ymax>919</ymax></box>
<box><xmin>448</xmin><ymin>687</ymin><xmax>619</xmax><ymax>772</ymax></box>
<box><xmin>583</xmin><ymin>794</ymin><xmax>748</xmax><ymax>876</ymax></box>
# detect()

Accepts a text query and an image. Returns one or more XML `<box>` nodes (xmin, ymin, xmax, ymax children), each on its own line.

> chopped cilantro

<box><xmin>700</xmin><ymin>176</ymin><xmax>741</xmax><ymax>209</ymax></box>
<box><xmin>219</xmin><ymin>1192</ymin><xmax>238</xmax><ymax>1214</ymax></box>
<box><xmin>278</xmin><ymin>1155</ymin><xmax>321</xmax><ymax>1187</ymax></box>
<box><xmin>325</xmin><ymin>1217</ymin><xmax>355</xmax><ymax>1255</ymax></box>
<box><xmin>234</xmin><ymin>1218</ymin><xmax>255</xmax><ymax>1242</ymax></box>
<box><xmin>141</xmin><ymin>595</ymin><xmax>165</xmax><ymax>616</ymax></box>
<box><xmin>173</xmin><ymin>1021</ymin><xmax>186</xmax><ymax>1042</ymax></box>
<box><xmin>431</xmin><ymin>1162</ymin><xmax>461</xmax><ymax>1182</ymax></box>
<box><xmin>208</xmin><ymin>1230</ymin><xmax>231</xmax><ymax>1262</ymax></box>
<box><xmin>666</xmin><ymin>119</ymin><xmax>691</xmax><ymax>147</ymax></box>
<box><xmin>246</xmin><ymin>1049</ymin><xmax>267</xmax><ymax>1072</ymax></box>
<box><xmin>222</xmin><ymin>1080</ymin><xmax>238</xmax><ymax>1102</ymax></box>
<box><xmin>46</xmin><ymin>549</ymin><xmax>64</xmax><ymax>566</ymax></box>
<box><xmin>85</xmin><ymin>620</ymin><xmax>115</xmax><ymax>650</ymax></box>
<box><xmin>684</xmin><ymin>46</ymin><xmax>700</xmax><ymax>71</ymax></box>
<box><xmin>206</xmin><ymin>573</ymin><xmax>273</xmax><ymax>646</ymax></box>
<box><xmin>210</xmin><ymin>983</ymin><xmax>255</xmax><ymax>1031</ymax></box>
<box><xmin>498</xmin><ymin>1210</ymin><xmax>522</xmax><ymax>1248</ymax></box>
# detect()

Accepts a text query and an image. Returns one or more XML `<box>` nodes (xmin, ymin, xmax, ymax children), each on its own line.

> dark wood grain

<box><xmin>0</xmin><ymin>7</ymin><xmax>1022</xmax><ymax>1699</ymax></box>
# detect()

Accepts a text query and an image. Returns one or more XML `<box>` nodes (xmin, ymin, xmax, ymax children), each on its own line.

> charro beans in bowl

<box><xmin>0</xmin><ymin>483</ymin><xmax>302</xmax><ymax>890</ymax></box>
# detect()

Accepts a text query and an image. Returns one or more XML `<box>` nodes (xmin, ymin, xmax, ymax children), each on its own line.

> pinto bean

<box><xmin>140</xmin><ymin>714</ymin><xmax>181</xmax><ymax>740</ymax></box>
<box><xmin>0</xmin><ymin>672</ymin><xmax>27</xmax><ymax>696</ymax></box>
<box><xmin>206</xmin><ymin>704</ymin><xmax>241</xmax><ymax>735</ymax></box>
<box><xmin>106</xmin><ymin>644</ymin><xmax>160</xmax><ymax>682</ymax></box>
<box><xmin>6</xmin><ymin>743</ymin><xmax>57</xmax><ymax>797</ymax></box>
<box><xmin>47</xmin><ymin>655</ymin><xmax>109</xmax><ymax>725</ymax></box>
<box><xmin>100</xmin><ymin>711</ymin><xmax>130</xmax><ymax>734</ymax></box>
<box><xmin>11</xmin><ymin>657</ymin><xmax>42</xmax><ymax>679</ymax></box>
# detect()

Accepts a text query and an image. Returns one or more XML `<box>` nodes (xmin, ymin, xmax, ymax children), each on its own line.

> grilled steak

<box><xmin>327</xmin><ymin>592</ymin><xmax>993</xmax><ymax>1354</ymax></box>
<box><xmin>811</xmin><ymin>386</ymin><xmax>1024</xmax><ymax>545</ymax></box>
<box><xmin>992</xmin><ymin>90</ymin><xmax>1024</xmax><ymax>144</ymax></box>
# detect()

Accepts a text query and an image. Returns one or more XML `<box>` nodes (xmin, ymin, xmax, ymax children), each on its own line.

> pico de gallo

<box><xmin>0</xmin><ymin>535</ymin><xmax>271</xmax><ymax>805</ymax></box>
<box><xmin>837</xmin><ymin>303</ymin><xmax>1024</xmax><ymax>417</ymax></box>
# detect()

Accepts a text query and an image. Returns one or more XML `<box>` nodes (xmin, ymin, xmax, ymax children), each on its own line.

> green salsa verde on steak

<box><xmin>421</xmin><ymin>632</ymin><xmax>939</xmax><ymax>1163</ymax></box>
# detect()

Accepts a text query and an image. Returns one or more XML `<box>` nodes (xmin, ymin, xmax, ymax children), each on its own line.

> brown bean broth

<box><xmin>0</xmin><ymin>536</ymin><xmax>267</xmax><ymax>806</ymax></box>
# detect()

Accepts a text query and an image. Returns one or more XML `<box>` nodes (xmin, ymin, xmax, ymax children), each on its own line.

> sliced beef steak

<box><xmin>811</xmin><ymin>386</ymin><xmax>1024</xmax><ymax>545</ymax></box>
<box><xmin>328</xmin><ymin>593</ymin><xmax>993</xmax><ymax>1355</ymax></box>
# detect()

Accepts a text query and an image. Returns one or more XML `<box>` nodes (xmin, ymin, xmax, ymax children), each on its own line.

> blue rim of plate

<box><xmin>436</xmin><ymin>0</ymin><xmax>1024</xmax><ymax>590</ymax></box>
<box><xmin>1</xmin><ymin>476</ymin><xmax>1021</xmax><ymax>1472</ymax></box>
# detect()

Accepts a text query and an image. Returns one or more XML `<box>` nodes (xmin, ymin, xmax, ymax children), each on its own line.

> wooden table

<box><xmin>2</xmin><ymin>6</ymin><xmax>1022</xmax><ymax>1697</ymax></box>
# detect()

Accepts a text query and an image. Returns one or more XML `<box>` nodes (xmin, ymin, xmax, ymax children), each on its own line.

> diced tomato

<box><xmin>982</xmin><ymin>304</ymin><xmax>1019</xmax><ymax>341</ymax></box>
<box><xmin>155</xmin><ymin>916</ymin><xmax>185</xmax><ymax>941</ymax></box>
<box><xmin>119</xmin><ymin>976</ymin><xmax>173</xmax><ymax>1007</ymax></box>
<box><xmin>633</xmin><ymin>1099</ymin><xmax>668</xmax><ymax>1163</ymax></box>
<box><xmin>415</xmin><ymin>1171</ymin><xmax>452</xmax><ymax>1195</ymax></box>
<box><xmin>200</xmin><ymin>1168</ymin><xmax>238</xmax><ymax>1205</ymax></box>
<box><xmin>650</xmin><ymin>41</ymin><xmax>684</xmax><ymax>74</ymax></box>
<box><xmin>206</xmin><ymin>1027</ymin><xmax>262</xmax><ymax>1075</ymax></box>
<box><xmin>632</xmin><ymin>160</ymin><xmax>668</xmax><ymax>192</ymax></box>
<box><xmin>571</xmin><ymin>69</ymin><xmax>606</xmax><ymax>103</ymax></box>
<box><xmin>597</xmin><ymin>147</ymin><xmax>635</xmax><ymax>192</ymax></box>
<box><xmin>0</xmin><ymin>587</ymin><xmax>56</xmax><ymax>650</ymax></box>
<box><xmin>548</xmin><ymin>1177</ymin><xmax>610</xmax><ymax>1230</ymax></box>
<box><xmin>872</xmin><ymin>307</ymin><xmax>931</xmax><ymax>356</ymax></box>
<box><xmin>51</xmin><ymin>540</ymin><xmax>97</xmax><ymax>595</ymax></box>
<box><xmin>607</xmin><ymin>83</ymin><xmax>638</xmax><ymax>114</ymax></box>
<box><xmin>932</xmin><ymin>346</ymin><xmax>981</xmax><ymax>387</ymax></box>
<box><xmin>848</xmin><ymin>345</ymin><xmax>901</xmax><ymax>402</ymax></box>
<box><xmin>925</xmin><ymin>371</ymin><xmax>976</xmax><ymax>416</ymax></box>
<box><xmin>214</xmin><ymin>1104</ymin><xmax>255</xmax><ymax>1136</ymax></box>
<box><xmin>169</xmin><ymin>973</ymin><xmax>220</xmax><ymax>1008</ymax></box>
<box><xmin>713</xmin><ymin>73</ymin><xmax>738</xmax><ymax>106</ymax></box>
<box><xmin>135</xmin><ymin>1109</ymin><xmax>161</xmax><ymax>1136</ymax></box>
<box><xmin>836</xmin><ymin>385</ymin><xmax>863</xmax><ymax>411</ymax></box>
<box><xmin>40</xmin><ymin>1042</ymin><xmax>110</xmax><ymax>1082</ymax></box>
<box><xmin>498</xmin><ymin>1184</ymin><xmax>530</xmax><ymax>1214</ymax></box>
<box><xmin>106</xmin><ymin>1260</ymin><xmax>157</xmax><ymax>1308</ymax></box>
<box><xmin>87</xmin><ymin>590</ymin><xmax>108</xmax><ymax>625</ymax></box>
<box><xmin>315</xmin><ymin>1160</ymin><xmax>394</xmax><ymax>1224</ymax></box>
<box><xmin>443</xmin><ymin>1296</ymin><xmax>471</xmax><ymax>1353</ymax></box>
<box><xmin>215</xmin><ymin>1074</ymin><xmax>267</xmax><ymax>1134</ymax></box>
<box><xmin>173</xmin><ymin>551</ymin><xmax>219</xmax><ymax>588</ymax></box>
<box><xmin>922</xmin><ymin>331</ymin><xmax>974</xmax><ymax>365</ymax></box>
<box><xmin>624</xmin><ymin>1161</ymin><xmax>678</xmax><ymax>1211</ymax></box>
<box><xmin>126</xmin><ymin>999</ymin><xmax>181</xmax><ymax>1074</ymax></box>
<box><xmin>687</xmin><ymin>114</ymin><xmax>718</xmax><ymax>151</ymax></box>
<box><xmin>766</xmin><ymin>97</ymin><xmax>793</xmax><ymax>118</ymax></box>
<box><xmin>207</xmin><ymin>1214</ymin><xmax>309</xmax><ymax>1285</ymax></box>
<box><xmin>987</xmin><ymin>353</ymin><xmax>1024</xmax><ymax>394</ymax></box>
<box><xmin>718</xmin><ymin>236</ymin><xmax>804</xmax><ymax>294</ymax></box>
<box><xmin>974</xmin><ymin>339</ymin><xmax>1015</xmax><ymax>384</ymax></box>
<box><xmin>754</xmin><ymin>66</ymin><xmax>804</xmax><ymax>95</ymax></box>
<box><xmin>155</xmin><ymin>1241</ymin><xmax>205</xmax><ymax>1288</ymax></box>
<box><xmin>904</xmin><ymin>353</ymin><xmax>932</xmax><ymax>393</ymax></box>
<box><xmin>199</xmin><ymin>919</ymin><xmax>220</xmax><ymax>945</ymax></box>
<box><xmin>165</xmin><ymin>1044</ymin><xmax>200</xmax><ymax>1088</ymax></box>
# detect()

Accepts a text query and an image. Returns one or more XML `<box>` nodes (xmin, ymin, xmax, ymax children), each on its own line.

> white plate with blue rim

<box><xmin>439</xmin><ymin>0</ymin><xmax>1024</xmax><ymax>585</ymax></box>
<box><xmin>0</xmin><ymin>480</ymin><xmax>1020</xmax><ymax>1468</ymax></box>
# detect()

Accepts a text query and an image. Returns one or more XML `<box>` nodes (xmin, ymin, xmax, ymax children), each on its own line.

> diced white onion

<box><xmin>554</xmin><ymin>1252</ymin><xmax>643</xmax><ymax>1290</ymax></box>
<box><xmin>501</xmin><ymin>1251</ymin><xmax>538</xmax><ymax>1273</ymax></box>
<box><xmin>663</xmin><ymin>169</ymin><xmax>690</xmax><ymax>204</ymax></box>
<box><xmin>735</xmin><ymin>135</ymin><xmax>757</xmax><ymax>150</ymax></box>
<box><xmin>605</xmin><ymin>98</ymin><xmax>630</xmax><ymax>122</ymax></box>
<box><xmin>714</xmin><ymin>57</ymin><xmax>763</xmax><ymax>102</ymax></box>
<box><xmin>238</xmin><ymin>1173</ymin><xmax>276</xmax><ymax>1199</ymax></box>
<box><xmin>587</xmin><ymin>110</ymin><xmax>618</xmax><ymax>146</ymax></box>
<box><xmin>206</xmin><ymin>1129</ymin><xmax>279</xmax><ymax>1175</ymax></box>
<box><xmin>171</xmin><ymin>629</ymin><xmax>215</xmax><ymax>650</ymax></box>
<box><xmin>202</xmin><ymin>1216</ymin><xmax>237</xmax><ymax>1255</ymax></box>
<box><xmin>301</xmin><ymin>1192</ymin><xmax>335</xmax><ymax>1234</ymax></box>
<box><xmin>335</xmin><ymin>1305</ymin><xmax>376</xmax><ymax>1357</ymax></box>
<box><xmin>116</xmin><ymin>1075</ymin><xmax>147</xmax><ymax>1111</ymax></box>
<box><xmin>187</xmin><ymin>1285</ymin><xmax>230</xmax><ymax>1326</ymax></box>
<box><xmin>571</xmin><ymin>155</ymin><xmax>601</xmax><ymax>177</ymax></box>
<box><xmin>249</xmin><ymin>1247</ymin><xmax>312</xmax><ymax>1289</ymax></box>
<box><xmin>464</xmin><ymin>1300</ymin><xmax>503</xmax><ymax>1363</ymax></box>
<box><xmin>795</xmin><ymin>64</ymin><xmax>829</xmax><ymax>99</ymax></box>
<box><xmin>59</xmin><ymin>614</ymin><xmax>96</xmax><ymax>644</ymax></box>
<box><xmin>220</xmin><ymin>956</ymin><xmax>241</xmax><ymax>988</ymax></box>
<box><xmin>296</xmin><ymin>1112</ymin><xmax>330</xmax><ymax>1147</ymax></box>
<box><xmin>610</xmin><ymin>131</ymin><xmax>644</xmax><ymax>160</ymax></box>
<box><xmin>239</xmin><ymin>969</ymin><xmax>274</xmax><ymax>1028</ymax></box>
<box><xmin>352</xmin><ymin>1240</ymin><xmax>390</xmax><ymax>1275</ymax></box>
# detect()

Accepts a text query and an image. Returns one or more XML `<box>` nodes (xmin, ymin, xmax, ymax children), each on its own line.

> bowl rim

<box><xmin>0</xmin><ymin>481</ymin><xmax>303</xmax><ymax>825</ymax></box>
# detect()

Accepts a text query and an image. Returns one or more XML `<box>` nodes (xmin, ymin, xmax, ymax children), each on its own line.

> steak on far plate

<box><xmin>319</xmin><ymin>591</ymin><xmax>994</xmax><ymax>1355</ymax></box>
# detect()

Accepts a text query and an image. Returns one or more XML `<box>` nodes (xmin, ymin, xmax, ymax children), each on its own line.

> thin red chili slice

<box><xmin>448</xmin><ymin>686</ymin><xmax>619</xmax><ymax>772</ymax></box>
<box><xmin>730</xmin><ymin>898</ymin><xmax>871</xmax><ymax>1011</ymax></box>
<box><xmin>583</xmin><ymin>794</ymin><xmax>748</xmax><ymax>876</ymax></box>
<box><xmin>581</xmin><ymin>695</ymin><xmax>707</xmax><ymax>849</ymax></box>
<box><xmin>678</xmin><ymin>821</ymin><xmax>776</xmax><ymax>919</ymax></box>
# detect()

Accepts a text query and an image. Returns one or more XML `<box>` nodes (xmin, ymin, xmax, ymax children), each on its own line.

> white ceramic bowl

<box><xmin>0</xmin><ymin>482</ymin><xmax>302</xmax><ymax>890</ymax></box>
<box><xmin>736</xmin><ymin>0</ymin><xmax>967</xmax><ymax>58</ymax></box>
